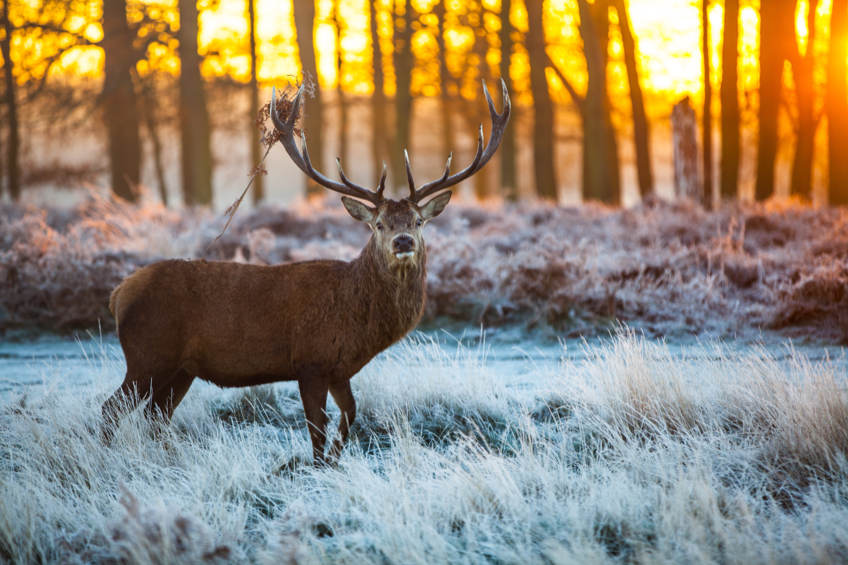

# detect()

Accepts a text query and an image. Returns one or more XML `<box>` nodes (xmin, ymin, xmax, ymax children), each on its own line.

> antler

<box><xmin>406</xmin><ymin>79</ymin><xmax>511</xmax><ymax>204</ymax></box>
<box><xmin>271</xmin><ymin>83</ymin><xmax>387</xmax><ymax>206</ymax></box>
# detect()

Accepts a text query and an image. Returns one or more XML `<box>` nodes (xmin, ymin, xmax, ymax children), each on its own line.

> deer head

<box><xmin>270</xmin><ymin>79</ymin><xmax>510</xmax><ymax>272</ymax></box>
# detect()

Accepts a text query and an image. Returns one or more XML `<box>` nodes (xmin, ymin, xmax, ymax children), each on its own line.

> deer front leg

<box><xmin>328</xmin><ymin>380</ymin><xmax>356</xmax><ymax>463</ymax></box>
<box><xmin>299</xmin><ymin>377</ymin><xmax>329</xmax><ymax>467</ymax></box>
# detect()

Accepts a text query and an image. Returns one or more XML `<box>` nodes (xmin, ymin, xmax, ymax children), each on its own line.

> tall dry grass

<box><xmin>1</xmin><ymin>331</ymin><xmax>846</xmax><ymax>564</ymax></box>
<box><xmin>3</xmin><ymin>195</ymin><xmax>847</xmax><ymax>339</ymax></box>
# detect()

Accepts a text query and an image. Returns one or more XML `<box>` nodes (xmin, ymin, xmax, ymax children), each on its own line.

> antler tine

<box><xmin>404</xmin><ymin>150</ymin><xmax>416</xmax><ymax>200</ymax></box>
<box><xmin>411</xmin><ymin>79</ymin><xmax>511</xmax><ymax>203</ymax></box>
<box><xmin>270</xmin><ymin>82</ymin><xmax>386</xmax><ymax>206</ymax></box>
<box><xmin>376</xmin><ymin>161</ymin><xmax>387</xmax><ymax>200</ymax></box>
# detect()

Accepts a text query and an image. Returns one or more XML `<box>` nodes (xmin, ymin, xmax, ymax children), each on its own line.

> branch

<box><xmin>545</xmin><ymin>53</ymin><xmax>585</xmax><ymax>114</ymax></box>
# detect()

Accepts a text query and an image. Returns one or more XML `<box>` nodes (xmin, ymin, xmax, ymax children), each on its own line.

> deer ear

<box><xmin>342</xmin><ymin>197</ymin><xmax>376</xmax><ymax>223</ymax></box>
<box><xmin>420</xmin><ymin>191</ymin><xmax>452</xmax><ymax>221</ymax></box>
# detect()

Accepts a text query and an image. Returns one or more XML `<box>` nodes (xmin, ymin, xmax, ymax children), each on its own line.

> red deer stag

<box><xmin>101</xmin><ymin>80</ymin><xmax>510</xmax><ymax>465</ymax></box>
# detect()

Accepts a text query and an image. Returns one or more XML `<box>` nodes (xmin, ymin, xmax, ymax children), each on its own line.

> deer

<box><xmin>101</xmin><ymin>79</ymin><xmax>510</xmax><ymax>466</ymax></box>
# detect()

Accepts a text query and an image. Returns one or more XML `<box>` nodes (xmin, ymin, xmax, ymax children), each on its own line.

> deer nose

<box><xmin>393</xmin><ymin>234</ymin><xmax>415</xmax><ymax>252</ymax></box>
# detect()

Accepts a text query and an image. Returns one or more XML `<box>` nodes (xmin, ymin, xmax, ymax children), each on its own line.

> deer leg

<box><xmin>146</xmin><ymin>369</ymin><xmax>195</xmax><ymax>422</ymax></box>
<box><xmin>101</xmin><ymin>367</ymin><xmax>165</xmax><ymax>444</ymax></box>
<box><xmin>299</xmin><ymin>377</ymin><xmax>330</xmax><ymax>467</ymax></box>
<box><xmin>327</xmin><ymin>380</ymin><xmax>356</xmax><ymax>462</ymax></box>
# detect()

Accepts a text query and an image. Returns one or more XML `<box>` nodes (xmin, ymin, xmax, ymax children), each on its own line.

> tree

<box><xmin>248</xmin><ymin>0</ymin><xmax>264</xmax><ymax>205</ymax></box>
<box><xmin>178</xmin><ymin>0</ymin><xmax>213</xmax><ymax>205</ymax></box>
<box><xmin>828</xmin><ymin>0</ymin><xmax>848</xmax><ymax>205</ymax></box>
<box><xmin>433</xmin><ymin>0</ymin><xmax>454</xmax><ymax>192</ymax></box>
<box><xmin>370</xmin><ymin>0</ymin><xmax>388</xmax><ymax>184</ymax></box>
<box><xmin>612</xmin><ymin>0</ymin><xmax>652</xmax><ymax>199</ymax></box>
<box><xmin>702</xmin><ymin>0</ymin><xmax>712</xmax><ymax>207</ymax></box>
<box><xmin>391</xmin><ymin>0</ymin><xmax>414</xmax><ymax>194</ymax></box>
<box><xmin>755</xmin><ymin>0</ymin><xmax>795</xmax><ymax>201</ymax></box>
<box><xmin>499</xmin><ymin>0</ymin><xmax>516</xmax><ymax>200</ymax></box>
<box><xmin>293</xmin><ymin>0</ymin><xmax>325</xmax><ymax>198</ymax></box>
<box><xmin>1</xmin><ymin>1</ymin><xmax>19</xmax><ymax>201</ymax></box>
<box><xmin>472</xmin><ymin>1</ymin><xmax>494</xmax><ymax>199</ymax></box>
<box><xmin>720</xmin><ymin>0</ymin><xmax>739</xmax><ymax>200</ymax></box>
<box><xmin>102</xmin><ymin>0</ymin><xmax>142</xmax><ymax>203</ymax></box>
<box><xmin>335</xmin><ymin>0</ymin><xmax>348</xmax><ymax>167</ymax></box>
<box><xmin>789</xmin><ymin>0</ymin><xmax>821</xmax><ymax>201</ymax></box>
<box><xmin>525</xmin><ymin>0</ymin><xmax>556</xmax><ymax>200</ymax></box>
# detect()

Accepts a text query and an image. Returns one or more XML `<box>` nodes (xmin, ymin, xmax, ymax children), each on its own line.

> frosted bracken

<box><xmin>3</xmin><ymin>195</ymin><xmax>847</xmax><ymax>339</ymax></box>
<box><xmin>0</xmin><ymin>332</ymin><xmax>846</xmax><ymax>564</ymax></box>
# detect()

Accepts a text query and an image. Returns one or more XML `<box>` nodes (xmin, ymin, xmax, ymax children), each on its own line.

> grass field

<box><xmin>1</xmin><ymin>331</ymin><xmax>846</xmax><ymax>564</ymax></box>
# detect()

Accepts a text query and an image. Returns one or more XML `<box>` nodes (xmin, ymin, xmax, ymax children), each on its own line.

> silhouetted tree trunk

<box><xmin>526</xmin><ymin>0</ymin><xmax>557</xmax><ymax>200</ymax></box>
<box><xmin>370</xmin><ymin>0</ymin><xmax>388</xmax><ymax>181</ymax></box>
<box><xmin>473</xmin><ymin>4</ymin><xmax>494</xmax><ymax>200</ymax></box>
<box><xmin>720</xmin><ymin>0</ymin><xmax>739</xmax><ymax>200</ymax></box>
<box><xmin>1</xmin><ymin>3</ymin><xmax>19</xmax><ymax>201</ymax></box>
<box><xmin>293</xmin><ymin>0</ymin><xmax>325</xmax><ymax>198</ymax></box>
<box><xmin>829</xmin><ymin>0</ymin><xmax>848</xmax><ymax>205</ymax></box>
<box><xmin>336</xmin><ymin>0</ymin><xmax>348</xmax><ymax>166</ymax></box>
<box><xmin>434</xmin><ymin>0</ymin><xmax>454</xmax><ymax>185</ymax></box>
<box><xmin>702</xmin><ymin>0</ymin><xmax>712</xmax><ymax>207</ymax></box>
<box><xmin>579</xmin><ymin>0</ymin><xmax>620</xmax><ymax>204</ymax></box>
<box><xmin>612</xmin><ymin>0</ymin><xmax>652</xmax><ymax>198</ymax></box>
<box><xmin>755</xmin><ymin>0</ymin><xmax>795</xmax><ymax>201</ymax></box>
<box><xmin>248</xmin><ymin>0</ymin><xmax>264</xmax><ymax>205</ymax></box>
<box><xmin>142</xmin><ymin>79</ymin><xmax>169</xmax><ymax>206</ymax></box>
<box><xmin>391</xmin><ymin>0</ymin><xmax>415</xmax><ymax>194</ymax></box>
<box><xmin>178</xmin><ymin>0</ymin><xmax>213</xmax><ymax>205</ymax></box>
<box><xmin>499</xmin><ymin>0</ymin><xmax>517</xmax><ymax>200</ymax></box>
<box><xmin>790</xmin><ymin>0</ymin><xmax>820</xmax><ymax>201</ymax></box>
<box><xmin>102</xmin><ymin>0</ymin><xmax>141</xmax><ymax>202</ymax></box>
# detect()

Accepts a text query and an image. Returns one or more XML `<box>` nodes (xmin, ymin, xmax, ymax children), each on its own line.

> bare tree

<box><xmin>178</xmin><ymin>0</ymin><xmax>213</xmax><ymax>205</ymax></box>
<box><xmin>293</xmin><ymin>0</ymin><xmax>325</xmax><ymax>198</ymax></box>
<box><xmin>526</xmin><ymin>0</ymin><xmax>557</xmax><ymax>200</ymax></box>
<box><xmin>789</xmin><ymin>0</ymin><xmax>821</xmax><ymax>201</ymax></box>
<box><xmin>391</xmin><ymin>0</ymin><xmax>415</xmax><ymax>194</ymax></box>
<box><xmin>248</xmin><ymin>0</ymin><xmax>264</xmax><ymax>205</ymax></box>
<box><xmin>1</xmin><ymin>1</ymin><xmax>19</xmax><ymax>201</ymax></box>
<box><xmin>433</xmin><ymin>0</ymin><xmax>454</xmax><ymax>191</ymax></box>
<box><xmin>611</xmin><ymin>0</ymin><xmax>652</xmax><ymax>198</ymax></box>
<box><xmin>499</xmin><ymin>0</ymin><xmax>517</xmax><ymax>200</ymax></box>
<box><xmin>755</xmin><ymin>0</ymin><xmax>795</xmax><ymax>201</ymax></box>
<box><xmin>829</xmin><ymin>0</ymin><xmax>848</xmax><ymax>205</ymax></box>
<box><xmin>370</xmin><ymin>0</ymin><xmax>388</xmax><ymax>183</ymax></box>
<box><xmin>720</xmin><ymin>0</ymin><xmax>739</xmax><ymax>200</ymax></box>
<box><xmin>335</xmin><ymin>0</ymin><xmax>348</xmax><ymax>166</ymax></box>
<box><xmin>702</xmin><ymin>0</ymin><xmax>713</xmax><ymax>207</ymax></box>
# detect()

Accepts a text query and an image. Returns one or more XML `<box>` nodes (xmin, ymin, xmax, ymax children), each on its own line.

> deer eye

<box><xmin>376</xmin><ymin>222</ymin><xmax>384</xmax><ymax>231</ymax></box>
<box><xmin>416</xmin><ymin>219</ymin><xmax>423</xmax><ymax>227</ymax></box>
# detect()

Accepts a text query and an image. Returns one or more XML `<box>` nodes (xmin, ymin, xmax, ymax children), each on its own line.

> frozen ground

<box><xmin>1</xmin><ymin>330</ymin><xmax>847</xmax><ymax>564</ymax></box>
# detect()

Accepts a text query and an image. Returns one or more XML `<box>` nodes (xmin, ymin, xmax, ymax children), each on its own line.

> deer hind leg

<box><xmin>299</xmin><ymin>377</ymin><xmax>330</xmax><ymax>467</ymax></box>
<box><xmin>145</xmin><ymin>369</ymin><xmax>195</xmax><ymax>422</ymax></box>
<box><xmin>327</xmin><ymin>380</ymin><xmax>356</xmax><ymax>462</ymax></box>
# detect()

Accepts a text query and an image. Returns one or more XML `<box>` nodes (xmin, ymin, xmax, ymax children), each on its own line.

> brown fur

<box><xmin>101</xmin><ymin>196</ymin><xmax>451</xmax><ymax>465</ymax></box>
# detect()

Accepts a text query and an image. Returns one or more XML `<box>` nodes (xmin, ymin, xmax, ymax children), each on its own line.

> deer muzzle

<box><xmin>393</xmin><ymin>234</ymin><xmax>415</xmax><ymax>259</ymax></box>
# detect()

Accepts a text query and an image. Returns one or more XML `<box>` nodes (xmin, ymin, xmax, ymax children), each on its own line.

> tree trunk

<box><xmin>829</xmin><ymin>0</ymin><xmax>848</xmax><ymax>205</ymax></box>
<box><xmin>526</xmin><ymin>0</ymin><xmax>557</xmax><ymax>200</ymax></box>
<box><xmin>0</xmin><ymin>4</ymin><xmax>19</xmax><ymax>201</ymax></box>
<box><xmin>248</xmin><ymin>0</ymin><xmax>264</xmax><ymax>205</ymax></box>
<box><xmin>370</xmin><ymin>0</ymin><xmax>387</xmax><ymax>182</ymax></box>
<box><xmin>789</xmin><ymin>0</ymin><xmax>819</xmax><ymax>201</ymax></box>
<box><xmin>178</xmin><ymin>0</ymin><xmax>213</xmax><ymax>205</ymax></box>
<box><xmin>720</xmin><ymin>0</ymin><xmax>739</xmax><ymax>200</ymax></box>
<box><xmin>579</xmin><ymin>0</ymin><xmax>620</xmax><ymax>204</ymax></box>
<box><xmin>102</xmin><ymin>0</ymin><xmax>141</xmax><ymax>202</ymax></box>
<box><xmin>142</xmin><ymin>80</ymin><xmax>169</xmax><ymax>206</ymax></box>
<box><xmin>336</xmin><ymin>0</ymin><xmax>348</xmax><ymax>167</ymax></box>
<box><xmin>499</xmin><ymin>0</ymin><xmax>517</xmax><ymax>200</ymax></box>
<box><xmin>755</xmin><ymin>0</ymin><xmax>795</xmax><ymax>201</ymax></box>
<box><xmin>391</xmin><ymin>0</ymin><xmax>415</xmax><ymax>194</ymax></box>
<box><xmin>612</xmin><ymin>0</ymin><xmax>652</xmax><ymax>198</ymax></box>
<box><xmin>473</xmin><ymin>4</ymin><xmax>494</xmax><ymax>200</ymax></box>
<box><xmin>702</xmin><ymin>0</ymin><xmax>712</xmax><ymax>207</ymax></box>
<box><xmin>672</xmin><ymin>98</ymin><xmax>701</xmax><ymax>200</ymax></box>
<box><xmin>293</xmin><ymin>0</ymin><xmax>325</xmax><ymax>198</ymax></box>
<box><xmin>434</xmin><ymin>0</ymin><xmax>454</xmax><ymax>188</ymax></box>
